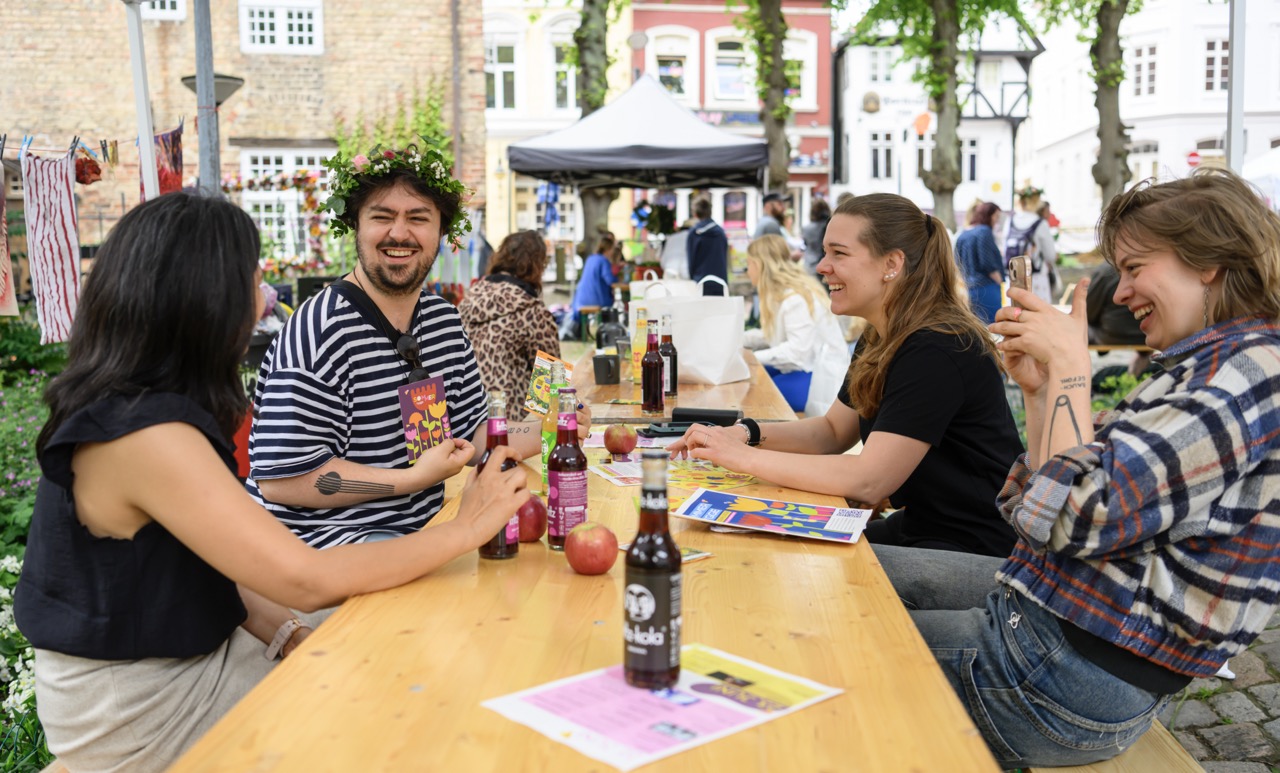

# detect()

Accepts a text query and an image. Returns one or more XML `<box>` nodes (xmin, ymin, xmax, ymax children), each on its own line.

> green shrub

<box><xmin>0</xmin><ymin>317</ymin><xmax>65</xmax><ymax>382</ymax></box>
<box><xmin>0</xmin><ymin>372</ymin><xmax>45</xmax><ymax>559</ymax></box>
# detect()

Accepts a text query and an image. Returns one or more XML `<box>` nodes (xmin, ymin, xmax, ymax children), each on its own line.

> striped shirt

<box><xmin>996</xmin><ymin>315</ymin><xmax>1280</xmax><ymax>677</ymax></box>
<box><xmin>247</xmin><ymin>287</ymin><xmax>487</xmax><ymax>548</ymax></box>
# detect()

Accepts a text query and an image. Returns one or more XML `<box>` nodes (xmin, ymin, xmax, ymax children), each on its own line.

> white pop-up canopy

<box><xmin>508</xmin><ymin>75</ymin><xmax>768</xmax><ymax>190</ymax></box>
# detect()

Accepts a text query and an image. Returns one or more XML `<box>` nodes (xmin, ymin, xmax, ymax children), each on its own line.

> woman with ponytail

<box><xmin>673</xmin><ymin>194</ymin><xmax>1021</xmax><ymax>556</ymax></box>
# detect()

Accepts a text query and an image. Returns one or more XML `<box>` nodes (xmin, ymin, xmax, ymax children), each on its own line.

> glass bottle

<box><xmin>612</xmin><ymin>286</ymin><xmax>628</xmax><ymax>329</ymax></box>
<box><xmin>658</xmin><ymin>313</ymin><xmax>678</xmax><ymax>398</ymax></box>
<box><xmin>624</xmin><ymin>449</ymin><xmax>682</xmax><ymax>689</ymax></box>
<box><xmin>540</xmin><ymin>361</ymin><xmax>568</xmax><ymax>494</ymax></box>
<box><xmin>630</xmin><ymin>307</ymin><xmax>647</xmax><ymax>383</ymax></box>
<box><xmin>478</xmin><ymin>391</ymin><xmax>519</xmax><ymax>560</ymax></box>
<box><xmin>546</xmin><ymin>388</ymin><xmax>588</xmax><ymax>551</ymax></box>
<box><xmin>641</xmin><ymin>319</ymin><xmax>664</xmax><ymax>415</ymax></box>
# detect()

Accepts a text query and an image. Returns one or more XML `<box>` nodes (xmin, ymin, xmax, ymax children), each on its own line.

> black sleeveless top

<box><xmin>14</xmin><ymin>393</ymin><xmax>247</xmax><ymax>659</ymax></box>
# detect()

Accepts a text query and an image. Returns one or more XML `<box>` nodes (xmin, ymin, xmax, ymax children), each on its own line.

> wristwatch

<box><xmin>738</xmin><ymin>417</ymin><xmax>762</xmax><ymax>447</ymax></box>
<box><xmin>265</xmin><ymin>617</ymin><xmax>307</xmax><ymax>660</ymax></box>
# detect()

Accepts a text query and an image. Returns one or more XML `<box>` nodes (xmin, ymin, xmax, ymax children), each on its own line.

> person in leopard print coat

<box><xmin>459</xmin><ymin>230</ymin><xmax>560</xmax><ymax>421</ymax></box>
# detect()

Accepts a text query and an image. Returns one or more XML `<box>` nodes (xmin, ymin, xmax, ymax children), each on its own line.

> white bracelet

<box><xmin>265</xmin><ymin>617</ymin><xmax>306</xmax><ymax>660</ymax></box>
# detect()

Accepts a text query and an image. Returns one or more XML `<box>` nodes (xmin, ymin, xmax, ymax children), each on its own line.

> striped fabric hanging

<box><xmin>20</xmin><ymin>152</ymin><xmax>80</xmax><ymax>343</ymax></box>
<box><xmin>0</xmin><ymin>194</ymin><xmax>18</xmax><ymax>316</ymax></box>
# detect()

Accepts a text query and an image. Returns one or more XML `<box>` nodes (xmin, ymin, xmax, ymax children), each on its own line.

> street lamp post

<box><xmin>184</xmin><ymin>0</ymin><xmax>244</xmax><ymax>197</ymax></box>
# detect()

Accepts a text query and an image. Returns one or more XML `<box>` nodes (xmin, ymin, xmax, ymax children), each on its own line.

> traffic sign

<box><xmin>1188</xmin><ymin>151</ymin><xmax>1202</xmax><ymax>167</ymax></box>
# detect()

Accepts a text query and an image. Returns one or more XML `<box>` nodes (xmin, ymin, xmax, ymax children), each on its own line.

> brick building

<box><xmin>1</xmin><ymin>0</ymin><xmax>485</xmax><ymax>283</ymax></box>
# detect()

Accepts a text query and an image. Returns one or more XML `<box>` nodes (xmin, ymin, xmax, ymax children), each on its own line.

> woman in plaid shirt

<box><xmin>873</xmin><ymin>169</ymin><xmax>1280</xmax><ymax>769</ymax></box>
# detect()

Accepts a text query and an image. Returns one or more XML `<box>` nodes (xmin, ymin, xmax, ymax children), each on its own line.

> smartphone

<box><xmin>636</xmin><ymin>422</ymin><xmax>696</xmax><ymax>438</ymax></box>
<box><xmin>1007</xmin><ymin>256</ymin><xmax>1031</xmax><ymax>308</ymax></box>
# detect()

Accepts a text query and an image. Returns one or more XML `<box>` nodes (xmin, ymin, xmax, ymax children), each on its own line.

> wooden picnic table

<box><xmin>170</xmin><ymin>459</ymin><xmax>998</xmax><ymax>772</ymax></box>
<box><xmin>572</xmin><ymin>349</ymin><xmax>797</xmax><ymax>424</ymax></box>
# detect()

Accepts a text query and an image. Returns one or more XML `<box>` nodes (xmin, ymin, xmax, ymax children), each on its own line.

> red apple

<box><xmin>564</xmin><ymin>522</ymin><xmax>619</xmax><ymax>575</ymax></box>
<box><xmin>603</xmin><ymin>424</ymin><xmax>638</xmax><ymax>455</ymax></box>
<box><xmin>517</xmin><ymin>495</ymin><xmax>548</xmax><ymax>542</ymax></box>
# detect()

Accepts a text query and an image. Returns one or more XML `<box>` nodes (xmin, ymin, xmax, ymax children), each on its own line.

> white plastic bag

<box><xmin>644</xmin><ymin>281</ymin><xmax>750</xmax><ymax>385</ymax></box>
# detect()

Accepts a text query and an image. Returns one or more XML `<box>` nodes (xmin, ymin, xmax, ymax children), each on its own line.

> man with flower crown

<box><xmin>246</xmin><ymin>144</ymin><xmax>584</xmax><ymax>549</ymax></box>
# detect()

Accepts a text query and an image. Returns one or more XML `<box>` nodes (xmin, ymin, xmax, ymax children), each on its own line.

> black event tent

<box><xmin>507</xmin><ymin>75</ymin><xmax>768</xmax><ymax>190</ymax></box>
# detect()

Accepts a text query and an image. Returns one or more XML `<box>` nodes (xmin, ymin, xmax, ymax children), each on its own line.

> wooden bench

<box><xmin>1027</xmin><ymin>721</ymin><xmax>1203</xmax><ymax>772</ymax></box>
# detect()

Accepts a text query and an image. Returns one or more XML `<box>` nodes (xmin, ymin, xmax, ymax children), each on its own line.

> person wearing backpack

<box><xmin>1004</xmin><ymin>184</ymin><xmax>1059</xmax><ymax>304</ymax></box>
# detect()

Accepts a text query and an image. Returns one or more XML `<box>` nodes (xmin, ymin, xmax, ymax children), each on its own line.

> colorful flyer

<box><xmin>618</xmin><ymin>543</ymin><xmax>713</xmax><ymax>564</ymax></box>
<box><xmin>398</xmin><ymin>376</ymin><xmax>451</xmax><ymax>465</ymax></box>
<box><xmin>524</xmin><ymin>350</ymin><xmax>575</xmax><ymax>417</ymax></box>
<box><xmin>482</xmin><ymin>644</ymin><xmax>841</xmax><ymax>771</ymax></box>
<box><xmin>671</xmin><ymin>488</ymin><xmax>871</xmax><ymax>544</ymax></box>
<box><xmin>582</xmin><ymin>429</ymin><xmax>678</xmax><ymax>449</ymax></box>
<box><xmin>590</xmin><ymin>459</ymin><xmax>756</xmax><ymax>491</ymax></box>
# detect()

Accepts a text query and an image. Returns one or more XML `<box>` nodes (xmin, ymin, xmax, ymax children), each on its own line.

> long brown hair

<box><xmin>1099</xmin><ymin>168</ymin><xmax>1280</xmax><ymax>323</ymax></box>
<box><xmin>487</xmin><ymin>230</ymin><xmax>548</xmax><ymax>293</ymax></box>
<box><xmin>839</xmin><ymin>193</ymin><xmax>1000</xmax><ymax>416</ymax></box>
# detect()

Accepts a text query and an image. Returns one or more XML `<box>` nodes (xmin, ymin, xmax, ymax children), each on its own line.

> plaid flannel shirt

<box><xmin>996</xmin><ymin>315</ymin><xmax>1280</xmax><ymax>677</ymax></box>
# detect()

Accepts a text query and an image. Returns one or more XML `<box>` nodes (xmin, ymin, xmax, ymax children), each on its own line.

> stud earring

<box><xmin>884</xmin><ymin>271</ymin><xmax>897</xmax><ymax>282</ymax></box>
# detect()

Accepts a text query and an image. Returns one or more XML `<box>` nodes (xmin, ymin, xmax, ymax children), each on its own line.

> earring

<box><xmin>1202</xmin><ymin>284</ymin><xmax>1211</xmax><ymax>328</ymax></box>
<box><xmin>884</xmin><ymin>271</ymin><xmax>897</xmax><ymax>282</ymax></box>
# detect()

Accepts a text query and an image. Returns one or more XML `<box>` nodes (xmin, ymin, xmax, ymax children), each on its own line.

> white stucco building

<box><xmin>1018</xmin><ymin>0</ymin><xmax>1280</xmax><ymax>248</ymax></box>
<box><xmin>832</xmin><ymin>16</ymin><xmax>1042</xmax><ymax>230</ymax></box>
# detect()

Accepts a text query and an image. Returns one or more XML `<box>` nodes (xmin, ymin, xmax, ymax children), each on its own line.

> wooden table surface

<box><xmin>171</xmin><ymin>459</ymin><xmax>997</xmax><ymax>773</ymax></box>
<box><xmin>572</xmin><ymin>349</ymin><xmax>796</xmax><ymax>424</ymax></box>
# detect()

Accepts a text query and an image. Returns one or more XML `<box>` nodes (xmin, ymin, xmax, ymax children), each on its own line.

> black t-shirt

<box><xmin>840</xmin><ymin>330</ymin><xmax>1022</xmax><ymax>556</ymax></box>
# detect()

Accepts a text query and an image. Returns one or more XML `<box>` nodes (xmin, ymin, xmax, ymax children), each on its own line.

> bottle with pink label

<box><xmin>546</xmin><ymin>387</ymin><xmax>587</xmax><ymax>551</ymax></box>
<box><xmin>478</xmin><ymin>391</ymin><xmax>520</xmax><ymax>560</ymax></box>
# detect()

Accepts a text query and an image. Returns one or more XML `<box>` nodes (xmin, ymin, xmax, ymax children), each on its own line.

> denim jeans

<box><xmin>871</xmin><ymin>544</ymin><xmax>1169</xmax><ymax>770</ymax></box>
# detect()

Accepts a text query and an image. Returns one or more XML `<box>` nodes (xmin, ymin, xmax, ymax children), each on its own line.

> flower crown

<box><xmin>1016</xmin><ymin>183</ymin><xmax>1045</xmax><ymax>200</ymax></box>
<box><xmin>322</xmin><ymin>141</ymin><xmax>472</xmax><ymax>250</ymax></box>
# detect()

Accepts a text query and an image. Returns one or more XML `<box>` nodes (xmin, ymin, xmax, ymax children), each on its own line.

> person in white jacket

<box><xmin>743</xmin><ymin>235</ymin><xmax>851</xmax><ymax>415</ymax></box>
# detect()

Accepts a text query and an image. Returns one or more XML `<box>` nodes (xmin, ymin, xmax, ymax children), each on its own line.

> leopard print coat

<box><xmin>458</xmin><ymin>274</ymin><xmax>560</xmax><ymax>421</ymax></box>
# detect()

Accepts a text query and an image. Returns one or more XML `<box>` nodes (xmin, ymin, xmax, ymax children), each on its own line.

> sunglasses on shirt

<box><xmin>396</xmin><ymin>334</ymin><xmax>430</xmax><ymax>382</ymax></box>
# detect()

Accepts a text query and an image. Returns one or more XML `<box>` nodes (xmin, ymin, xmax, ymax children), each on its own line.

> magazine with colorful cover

<box><xmin>671</xmin><ymin>488</ymin><xmax>872</xmax><ymax>544</ymax></box>
<box><xmin>398</xmin><ymin>376</ymin><xmax>452</xmax><ymax>465</ymax></box>
<box><xmin>524</xmin><ymin>350</ymin><xmax>575</xmax><ymax>416</ymax></box>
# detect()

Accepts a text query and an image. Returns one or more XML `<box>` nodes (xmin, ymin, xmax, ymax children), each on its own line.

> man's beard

<box><xmin>355</xmin><ymin>237</ymin><xmax>437</xmax><ymax>297</ymax></box>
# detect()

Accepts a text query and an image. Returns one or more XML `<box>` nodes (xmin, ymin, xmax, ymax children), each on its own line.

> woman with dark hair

<box><xmin>673</xmin><ymin>193</ymin><xmax>1022</xmax><ymax>557</ymax></box>
<box><xmin>14</xmin><ymin>193</ymin><xmax>529</xmax><ymax>773</ymax></box>
<box><xmin>873</xmin><ymin>167</ymin><xmax>1280</xmax><ymax>768</ymax></box>
<box><xmin>954</xmin><ymin>200</ymin><xmax>1005</xmax><ymax>323</ymax></box>
<box><xmin>458</xmin><ymin>230</ymin><xmax>559</xmax><ymax>420</ymax></box>
<box><xmin>801</xmin><ymin>198</ymin><xmax>831</xmax><ymax>277</ymax></box>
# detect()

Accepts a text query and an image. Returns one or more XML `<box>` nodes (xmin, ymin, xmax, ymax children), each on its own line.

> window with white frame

<box><xmin>553</xmin><ymin>44</ymin><xmax>576</xmax><ymax>110</ymax></box>
<box><xmin>485</xmin><ymin>39</ymin><xmax>518</xmax><ymax>110</ymax></box>
<box><xmin>239</xmin><ymin>1</ymin><xmax>323</xmax><ymax>55</ymax></box>
<box><xmin>141</xmin><ymin>0</ymin><xmax>186</xmax><ymax>21</ymax></box>
<box><xmin>868</xmin><ymin>48</ymin><xmax>894</xmax><ymax>83</ymax></box>
<box><xmin>782</xmin><ymin>32</ymin><xmax>817</xmax><ymax>111</ymax></box>
<box><xmin>239</xmin><ymin>148</ymin><xmax>334</xmax><ymax>258</ymax></box>
<box><xmin>713</xmin><ymin>39</ymin><xmax>751</xmax><ymax>101</ymax></box>
<box><xmin>1205</xmin><ymin>39</ymin><xmax>1229</xmax><ymax>92</ymax></box>
<box><xmin>870</xmin><ymin>132</ymin><xmax>893</xmax><ymax>180</ymax></box>
<box><xmin>1131</xmin><ymin>45</ymin><xmax>1156</xmax><ymax>96</ymax></box>
<box><xmin>916</xmin><ymin>132</ymin><xmax>935</xmax><ymax>178</ymax></box>
<box><xmin>649</xmin><ymin>28</ymin><xmax>699</xmax><ymax>103</ymax></box>
<box><xmin>1128</xmin><ymin>141</ymin><xmax>1159</xmax><ymax>181</ymax></box>
<box><xmin>962</xmin><ymin>138</ymin><xmax>978</xmax><ymax>183</ymax></box>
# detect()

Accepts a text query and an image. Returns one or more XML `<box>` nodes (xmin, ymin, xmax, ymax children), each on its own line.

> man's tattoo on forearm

<box><xmin>1061</xmin><ymin>375</ymin><xmax>1089</xmax><ymax>391</ymax></box>
<box><xmin>1045</xmin><ymin>394</ymin><xmax>1084</xmax><ymax>454</ymax></box>
<box><xmin>315</xmin><ymin>471</ymin><xmax>394</xmax><ymax>496</ymax></box>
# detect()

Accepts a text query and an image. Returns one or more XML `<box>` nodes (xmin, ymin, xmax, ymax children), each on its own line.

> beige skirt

<box><xmin>33</xmin><ymin>627</ymin><xmax>276</xmax><ymax>773</ymax></box>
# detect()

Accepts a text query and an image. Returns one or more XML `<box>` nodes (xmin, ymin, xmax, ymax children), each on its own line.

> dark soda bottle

<box><xmin>624</xmin><ymin>449</ymin><xmax>682</xmax><ymax>689</ymax></box>
<box><xmin>658</xmin><ymin>313</ymin><xmax>678</xmax><ymax>398</ymax></box>
<box><xmin>641</xmin><ymin>319</ymin><xmax>664</xmax><ymax>415</ymax></box>
<box><xmin>478</xmin><ymin>391</ymin><xmax>520</xmax><ymax>560</ymax></box>
<box><xmin>546</xmin><ymin>388</ymin><xmax>587</xmax><ymax>551</ymax></box>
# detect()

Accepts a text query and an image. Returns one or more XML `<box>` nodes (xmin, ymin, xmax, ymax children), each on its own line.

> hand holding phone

<box><xmin>1007</xmin><ymin>256</ymin><xmax>1031</xmax><ymax>308</ymax></box>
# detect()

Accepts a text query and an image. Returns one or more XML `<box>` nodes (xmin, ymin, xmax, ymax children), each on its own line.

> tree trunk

<box><xmin>574</xmin><ymin>0</ymin><xmax>617</xmax><ymax>256</ymax></box>
<box><xmin>754</xmin><ymin>0</ymin><xmax>791</xmax><ymax>193</ymax></box>
<box><xmin>921</xmin><ymin>0</ymin><xmax>962</xmax><ymax>228</ymax></box>
<box><xmin>1091</xmin><ymin>0</ymin><xmax>1132</xmax><ymax>206</ymax></box>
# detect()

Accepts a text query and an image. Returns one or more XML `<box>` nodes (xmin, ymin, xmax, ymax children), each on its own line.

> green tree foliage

<box><xmin>855</xmin><ymin>0</ymin><xmax>1024</xmax><ymax>226</ymax></box>
<box><xmin>573</xmin><ymin>0</ymin><xmax>619</xmax><ymax>257</ymax></box>
<box><xmin>1041</xmin><ymin>0</ymin><xmax>1142</xmax><ymax>206</ymax></box>
<box><xmin>333</xmin><ymin>83</ymin><xmax>452</xmax><ymax>166</ymax></box>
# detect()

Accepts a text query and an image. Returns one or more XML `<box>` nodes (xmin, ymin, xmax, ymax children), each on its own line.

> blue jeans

<box><xmin>871</xmin><ymin>544</ymin><xmax>1169</xmax><ymax>770</ymax></box>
